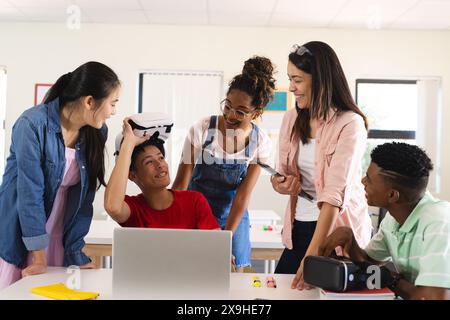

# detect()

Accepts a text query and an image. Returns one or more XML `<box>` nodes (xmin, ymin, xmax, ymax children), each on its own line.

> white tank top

<box><xmin>295</xmin><ymin>139</ymin><xmax>320</xmax><ymax>222</ymax></box>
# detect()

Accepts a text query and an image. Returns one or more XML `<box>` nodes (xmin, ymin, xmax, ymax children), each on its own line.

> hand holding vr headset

<box><xmin>303</xmin><ymin>227</ymin><xmax>401</xmax><ymax>293</ymax></box>
<box><xmin>114</xmin><ymin>112</ymin><xmax>173</xmax><ymax>158</ymax></box>
<box><xmin>120</xmin><ymin>117</ymin><xmax>151</xmax><ymax>150</ymax></box>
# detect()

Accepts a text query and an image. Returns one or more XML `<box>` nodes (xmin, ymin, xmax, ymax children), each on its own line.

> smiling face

<box><xmin>84</xmin><ymin>85</ymin><xmax>120</xmax><ymax>129</ymax></box>
<box><xmin>129</xmin><ymin>145</ymin><xmax>170</xmax><ymax>190</ymax></box>
<box><xmin>287</xmin><ymin>61</ymin><xmax>312</xmax><ymax>110</ymax></box>
<box><xmin>221</xmin><ymin>89</ymin><xmax>256</xmax><ymax>130</ymax></box>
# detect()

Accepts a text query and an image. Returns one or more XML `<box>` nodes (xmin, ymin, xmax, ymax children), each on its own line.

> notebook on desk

<box><xmin>112</xmin><ymin>228</ymin><xmax>232</xmax><ymax>300</ymax></box>
<box><xmin>320</xmin><ymin>287</ymin><xmax>395</xmax><ymax>300</ymax></box>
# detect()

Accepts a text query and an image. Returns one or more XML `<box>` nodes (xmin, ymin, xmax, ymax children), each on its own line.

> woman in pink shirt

<box><xmin>271</xmin><ymin>41</ymin><xmax>372</xmax><ymax>289</ymax></box>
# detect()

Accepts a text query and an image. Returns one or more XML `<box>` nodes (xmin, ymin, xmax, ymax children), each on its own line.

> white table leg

<box><xmin>269</xmin><ymin>260</ymin><xmax>276</xmax><ymax>273</ymax></box>
<box><xmin>264</xmin><ymin>260</ymin><xmax>269</xmax><ymax>273</ymax></box>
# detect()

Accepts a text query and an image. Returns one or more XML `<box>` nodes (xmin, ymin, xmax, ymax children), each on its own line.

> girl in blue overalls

<box><xmin>173</xmin><ymin>56</ymin><xmax>275</xmax><ymax>271</ymax></box>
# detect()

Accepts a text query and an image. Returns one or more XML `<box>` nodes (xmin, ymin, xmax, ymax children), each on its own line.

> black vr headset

<box><xmin>304</xmin><ymin>254</ymin><xmax>394</xmax><ymax>292</ymax></box>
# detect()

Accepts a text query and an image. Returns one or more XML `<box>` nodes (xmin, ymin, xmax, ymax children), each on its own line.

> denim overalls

<box><xmin>188</xmin><ymin>116</ymin><xmax>259</xmax><ymax>268</ymax></box>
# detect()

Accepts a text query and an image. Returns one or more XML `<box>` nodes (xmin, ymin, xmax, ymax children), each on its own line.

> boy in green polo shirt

<box><xmin>318</xmin><ymin>142</ymin><xmax>450</xmax><ymax>300</ymax></box>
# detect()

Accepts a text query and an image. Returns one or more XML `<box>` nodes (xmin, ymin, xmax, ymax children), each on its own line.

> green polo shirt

<box><xmin>365</xmin><ymin>192</ymin><xmax>450</xmax><ymax>288</ymax></box>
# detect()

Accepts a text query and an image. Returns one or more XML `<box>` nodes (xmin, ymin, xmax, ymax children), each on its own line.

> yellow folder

<box><xmin>31</xmin><ymin>283</ymin><xmax>99</xmax><ymax>300</ymax></box>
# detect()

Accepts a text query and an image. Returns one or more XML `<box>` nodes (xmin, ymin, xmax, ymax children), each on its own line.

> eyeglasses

<box><xmin>220</xmin><ymin>100</ymin><xmax>254</xmax><ymax>120</ymax></box>
<box><xmin>291</xmin><ymin>44</ymin><xmax>312</xmax><ymax>56</ymax></box>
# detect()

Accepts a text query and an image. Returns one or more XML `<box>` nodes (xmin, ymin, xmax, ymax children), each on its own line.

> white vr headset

<box><xmin>114</xmin><ymin>112</ymin><xmax>173</xmax><ymax>158</ymax></box>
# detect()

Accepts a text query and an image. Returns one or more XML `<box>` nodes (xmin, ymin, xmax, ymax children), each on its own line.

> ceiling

<box><xmin>0</xmin><ymin>0</ymin><xmax>450</xmax><ymax>30</ymax></box>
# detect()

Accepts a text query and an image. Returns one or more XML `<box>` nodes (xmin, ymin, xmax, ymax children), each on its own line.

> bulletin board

<box><xmin>265</xmin><ymin>89</ymin><xmax>293</xmax><ymax>112</ymax></box>
<box><xmin>34</xmin><ymin>83</ymin><xmax>53</xmax><ymax>106</ymax></box>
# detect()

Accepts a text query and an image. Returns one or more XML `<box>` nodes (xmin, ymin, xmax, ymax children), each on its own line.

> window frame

<box><xmin>355</xmin><ymin>78</ymin><xmax>417</xmax><ymax>140</ymax></box>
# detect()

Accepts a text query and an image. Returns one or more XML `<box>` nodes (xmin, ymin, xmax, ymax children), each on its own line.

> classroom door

<box><xmin>139</xmin><ymin>70</ymin><xmax>223</xmax><ymax>177</ymax></box>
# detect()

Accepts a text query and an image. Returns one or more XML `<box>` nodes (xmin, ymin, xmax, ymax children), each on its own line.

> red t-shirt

<box><xmin>121</xmin><ymin>190</ymin><xmax>220</xmax><ymax>230</ymax></box>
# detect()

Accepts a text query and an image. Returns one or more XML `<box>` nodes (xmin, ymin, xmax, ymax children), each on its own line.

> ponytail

<box><xmin>43</xmin><ymin>72</ymin><xmax>72</xmax><ymax>104</ymax></box>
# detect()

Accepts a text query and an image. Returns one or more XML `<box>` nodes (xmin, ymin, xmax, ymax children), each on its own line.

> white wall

<box><xmin>0</xmin><ymin>23</ymin><xmax>449</xmax><ymax>220</ymax></box>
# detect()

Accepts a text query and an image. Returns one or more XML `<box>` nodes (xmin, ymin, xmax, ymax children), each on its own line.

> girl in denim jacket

<box><xmin>0</xmin><ymin>62</ymin><xmax>120</xmax><ymax>289</ymax></box>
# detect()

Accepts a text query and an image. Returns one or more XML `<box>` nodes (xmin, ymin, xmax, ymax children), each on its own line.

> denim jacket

<box><xmin>0</xmin><ymin>98</ymin><xmax>107</xmax><ymax>268</ymax></box>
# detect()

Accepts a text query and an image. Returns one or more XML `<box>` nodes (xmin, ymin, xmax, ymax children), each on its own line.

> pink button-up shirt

<box><xmin>277</xmin><ymin>107</ymin><xmax>372</xmax><ymax>250</ymax></box>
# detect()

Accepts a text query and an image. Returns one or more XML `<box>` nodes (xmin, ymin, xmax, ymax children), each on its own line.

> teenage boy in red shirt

<box><xmin>104</xmin><ymin>118</ymin><xmax>219</xmax><ymax>230</ymax></box>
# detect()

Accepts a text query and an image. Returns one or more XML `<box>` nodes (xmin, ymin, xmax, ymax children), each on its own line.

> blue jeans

<box><xmin>217</xmin><ymin>215</ymin><xmax>251</xmax><ymax>268</ymax></box>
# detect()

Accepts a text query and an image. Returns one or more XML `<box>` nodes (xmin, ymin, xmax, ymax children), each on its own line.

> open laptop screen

<box><xmin>112</xmin><ymin>228</ymin><xmax>232</xmax><ymax>300</ymax></box>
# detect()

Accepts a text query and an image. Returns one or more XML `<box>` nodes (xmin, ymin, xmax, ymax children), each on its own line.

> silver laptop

<box><xmin>112</xmin><ymin>228</ymin><xmax>232</xmax><ymax>300</ymax></box>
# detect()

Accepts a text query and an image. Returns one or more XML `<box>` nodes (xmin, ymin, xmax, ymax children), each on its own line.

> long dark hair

<box><xmin>289</xmin><ymin>41</ymin><xmax>368</xmax><ymax>144</ymax></box>
<box><xmin>228</xmin><ymin>56</ymin><xmax>276</xmax><ymax>117</ymax></box>
<box><xmin>43</xmin><ymin>61</ymin><xmax>120</xmax><ymax>191</ymax></box>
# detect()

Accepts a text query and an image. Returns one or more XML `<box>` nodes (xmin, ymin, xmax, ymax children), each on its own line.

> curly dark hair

<box><xmin>371</xmin><ymin>142</ymin><xmax>433</xmax><ymax>196</ymax></box>
<box><xmin>227</xmin><ymin>56</ymin><xmax>276</xmax><ymax>116</ymax></box>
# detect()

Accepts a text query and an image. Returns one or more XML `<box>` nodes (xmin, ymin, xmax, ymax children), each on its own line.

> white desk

<box><xmin>0</xmin><ymin>267</ymin><xmax>319</xmax><ymax>300</ymax></box>
<box><xmin>99</xmin><ymin>209</ymin><xmax>281</xmax><ymax>226</ymax></box>
<box><xmin>83</xmin><ymin>219</ymin><xmax>284</xmax><ymax>273</ymax></box>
